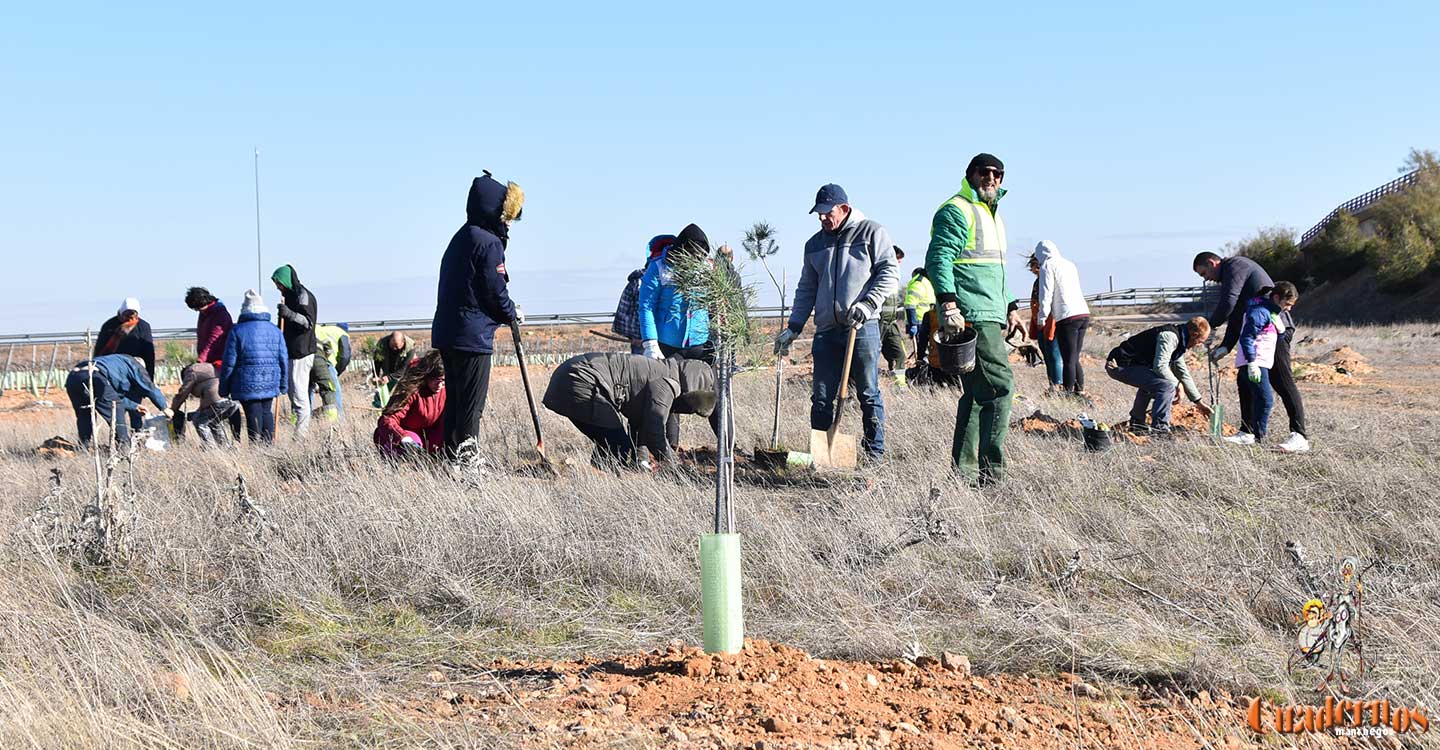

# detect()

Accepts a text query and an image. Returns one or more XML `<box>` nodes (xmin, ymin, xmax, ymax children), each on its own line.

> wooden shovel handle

<box><xmin>837</xmin><ymin>325</ymin><xmax>858</xmax><ymax>401</ymax></box>
<box><xmin>830</xmin><ymin>325</ymin><xmax>858</xmax><ymax>432</ymax></box>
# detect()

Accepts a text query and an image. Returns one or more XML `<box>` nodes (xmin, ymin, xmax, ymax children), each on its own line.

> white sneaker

<box><xmin>1223</xmin><ymin>432</ymin><xmax>1256</xmax><ymax>446</ymax></box>
<box><xmin>1277</xmin><ymin>432</ymin><xmax>1311</xmax><ymax>453</ymax></box>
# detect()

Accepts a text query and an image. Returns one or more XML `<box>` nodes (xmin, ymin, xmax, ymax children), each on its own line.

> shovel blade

<box><xmin>810</xmin><ymin>428</ymin><xmax>858</xmax><ymax>470</ymax></box>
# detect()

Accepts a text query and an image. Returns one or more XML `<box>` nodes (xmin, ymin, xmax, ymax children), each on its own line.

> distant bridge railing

<box><xmin>1298</xmin><ymin>170</ymin><xmax>1419</xmax><ymax>248</ymax></box>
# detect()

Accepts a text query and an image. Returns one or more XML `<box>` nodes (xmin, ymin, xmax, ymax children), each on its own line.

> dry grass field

<box><xmin>1</xmin><ymin>321</ymin><xmax>1438</xmax><ymax>749</ymax></box>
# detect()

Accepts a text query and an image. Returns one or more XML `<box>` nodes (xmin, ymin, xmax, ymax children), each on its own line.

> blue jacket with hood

<box><xmin>432</xmin><ymin>175</ymin><xmax>518</xmax><ymax>354</ymax></box>
<box><xmin>220</xmin><ymin>311</ymin><xmax>290</xmax><ymax>401</ymax></box>
<box><xmin>638</xmin><ymin>226</ymin><xmax>711</xmax><ymax>349</ymax></box>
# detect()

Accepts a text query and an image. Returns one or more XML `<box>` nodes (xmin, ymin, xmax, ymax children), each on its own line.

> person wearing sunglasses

<box><xmin>924</xmin><ymin>153</ymin><xmax>1026</xmax><ymax>486</ymax></box>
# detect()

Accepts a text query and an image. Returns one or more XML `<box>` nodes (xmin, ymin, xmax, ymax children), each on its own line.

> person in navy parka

<box><xmin>431</xmin><ymin>171</ymin><xmax>525</xmax><ymax>456</ymax></box>
<box><xmin>220</xmin><ymin>289</ymin><xmax>289</xmax><ymax>445</ymax></box>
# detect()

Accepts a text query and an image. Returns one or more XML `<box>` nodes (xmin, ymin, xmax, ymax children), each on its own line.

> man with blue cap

<box><xmin>775</xmin><ymin>183</ymin><xmax>899</xmax><ymax>460</ymax></box>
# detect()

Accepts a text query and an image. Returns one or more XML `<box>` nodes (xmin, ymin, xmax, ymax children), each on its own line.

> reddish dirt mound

<box><xmin>1016</xmin><ymin>411</ymin><xmax>1085</xmax><ymax>438</ymax></box>
<box><xmin>1169</xmin><ymin>402</ymin><xmax>1239</xmax><ymax>436</ymax></box>
<box><xmin>396</xmin><ymin>639</ymin><xmax>1254</xmax><ymax>749</ymax></box>
<box><xmin>1294</xmin><ymin>346</ymin><xmax>1376</xmax><ymax>384</ymax></box>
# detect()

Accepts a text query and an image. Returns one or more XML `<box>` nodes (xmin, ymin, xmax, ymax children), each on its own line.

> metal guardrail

<box><xmin>1298</xmin><ymin>170</ymin><xmax>1419</xmax><ymax>248</ymax></box>
<box><xmin>0</xmin><ymin>288</ymin><xmax>1210</xmax><ymax>348</ymax></box>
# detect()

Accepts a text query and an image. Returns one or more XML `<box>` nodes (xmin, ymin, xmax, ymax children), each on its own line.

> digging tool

<box><xmin>1207</xmin><ymin>350</ymin><xmax>1224</xmax><ymax>439</ymax></box>
<box><xmin>588</xmin><ymin>329</ymin><xmax>632</xmax><ymax>344</ymax></box>
<box><xmin>510</xmin><ymin>320</ymin><xmax>559</xmax><ymax>476</ymax></box>
<box><xmin>810</xmin><ymin>326</ymin><xmax>859</xmax><ymax>469</ymax></box>
<box><xmin>275</xmin><ymin>318</ymin><xmax>285</xmax><ymax>428</ymax></box>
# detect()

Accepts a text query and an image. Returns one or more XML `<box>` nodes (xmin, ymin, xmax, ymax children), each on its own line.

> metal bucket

<box><xmin>933</xmin><ymin>328</ymin><xmax>978</xmax><ymax>375</ymax></box>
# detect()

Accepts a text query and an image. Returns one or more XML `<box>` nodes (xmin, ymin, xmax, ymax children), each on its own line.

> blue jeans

<box><xmin>1041</xmin><ymin>337</ymin><xmax>1063</xmax><ymax>386</ymax></box>
<box><xmin>811</xmin><ymin>320</ymin><xmax>884</xmax><ymax>456</ymax></box>
<box><xmin>1238</xmin><ymin>366</ymin><xmax>1275</xmax><ymax>440</ymax></box>
<box><xmin>1106</xmin><ymin>363</ymin><xmax>1176</xmax><ymax>428</ymax></box>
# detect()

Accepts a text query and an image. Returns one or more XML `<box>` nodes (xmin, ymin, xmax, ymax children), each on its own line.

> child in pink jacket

<box><xmin>1225</xmin><ymin>281</ymin><xmax>1299</xmax><ymax>446</ymax></box>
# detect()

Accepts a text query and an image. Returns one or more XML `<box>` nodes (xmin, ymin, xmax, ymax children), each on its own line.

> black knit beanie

<box><xmin>966</xmin><ymin>153</ymin><xmax>1004</xmax><ymax>174</ymax></box>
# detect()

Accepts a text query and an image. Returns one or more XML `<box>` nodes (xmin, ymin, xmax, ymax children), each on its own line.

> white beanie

<box><xmin>241</xmin><ymin>289</ymin><xmax>270</xmax><ymax>316</ymax></box>
<box><xmin>118</xmin><ymin>297</ymin><xmax>141</xmax><ymax>315</ymax></box>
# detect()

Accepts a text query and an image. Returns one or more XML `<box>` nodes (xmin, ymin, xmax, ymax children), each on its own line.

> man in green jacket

<box><xmin>924</xmin><ymin>153</ymin><xmax>1026</xmax><ymax>485</ymax></box>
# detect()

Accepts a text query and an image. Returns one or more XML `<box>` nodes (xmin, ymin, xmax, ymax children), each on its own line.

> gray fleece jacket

<box><xmin>788</xmin><ymin>208</ymin><xmax>899</xmax><ymax>334</ymax></box>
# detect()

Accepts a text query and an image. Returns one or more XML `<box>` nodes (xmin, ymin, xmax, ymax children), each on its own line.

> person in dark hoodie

<box><xmin>432</xmin><ymin>171</ymin><xmax>525</xmax><ymax>458</ymax></box>
<box><xmin>95</xmin><ymin>297</ymin><xmax>156</xmax><ymax>380</ymax></box>
<box><xmin>542</xmin><ymin>352</ymin><xmax>717</xmax><ymax>469</ymax></box>
<box><xmin>271</xmin><ymin>264</ymin><xmax>319</xmax><ymax>434</ymax></box>
<box><xmin>186</xmin><ymin>287</ymin><xmax>234</xmax><ymax>372</ymax></box>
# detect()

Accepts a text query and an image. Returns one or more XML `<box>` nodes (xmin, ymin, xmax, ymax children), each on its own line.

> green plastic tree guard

<box><xmin>700</xmin><ymin>533</ymin><xmax>743</xmax><ymax>654</ymax></box>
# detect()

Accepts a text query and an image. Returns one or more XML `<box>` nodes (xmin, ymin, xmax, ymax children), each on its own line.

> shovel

<box><xmin>1207</xmin><ymin>351</ymin><xmax>1225</xmax><ymax>439</ymax></box>
<box><xmin>510</xmin><ymin>321</ymin><xmax>560</xmax><ymax>476</ymax></box>
<box><xmin>810</xmin><ymin>326</ymin><xmax>859</xmax><ymax>469</ymax></box>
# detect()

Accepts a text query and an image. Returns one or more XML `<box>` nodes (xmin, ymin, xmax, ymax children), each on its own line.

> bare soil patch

<box><xmin>391</xmin><ymin>639</ymin><xmax>1253</xmax><ymax>749</ymax></box>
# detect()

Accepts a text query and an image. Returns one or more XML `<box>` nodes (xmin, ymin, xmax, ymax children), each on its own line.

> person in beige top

<box><xmin>172</xmin><ymin>362</ymin><xmax>242</xmax><ymax>445</ymax></box>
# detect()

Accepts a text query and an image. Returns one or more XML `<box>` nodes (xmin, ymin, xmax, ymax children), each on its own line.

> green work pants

<box><xmin>952</xmin><ymin>322</ymin><xmax>1014</xmax><ymax>484</ymax></box>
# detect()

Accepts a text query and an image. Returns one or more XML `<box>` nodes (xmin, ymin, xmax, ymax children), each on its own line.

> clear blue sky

<box><xmin>2</xmin><ymin>1</ymin><xmax>1436</xmax><ymax>334</ymax></box>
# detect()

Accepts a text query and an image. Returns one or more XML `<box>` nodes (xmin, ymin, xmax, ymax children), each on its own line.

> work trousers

<box><xmin>1055</xmin><ymin>315</ymin><xmax>1089</xmax><ymax>393</ymax></box>
<box><xmin>288</xmin><ymin>355</ymin><xmax>314</xmax><ymax>433</ymax></box>
<box><xmin>811</xmin><ymin>320</ymin><xmax>885</xmax><ymax>457</ymax></box>
<box><xmin>880</xmin><ymin>319</ymin><xmax>908</xmax><ymax>371</ymax></box>
<box><xmin>190</xmin><ymin>400</ymin><xmax>242</xmax><ymax>446</ymax></box>
<box><xmin>570</xmin><ymin>417</ymin><xmax>636</xmax><ymax>468</ymax></box>
<box><xmin>1106</xmin><ymin>362</ymin><xmax>1176</xmax><ymax>428</ymax></box>
<box><xmin>658</xmin><ymin>341</ymin><xmax>713</xmax><ymax>448</ymax></box>
<box><xmin>441</xmin><ymin>348</ymin><xmax>493</xmax><ymax>454</ymax></box>
<box><xmin>310</xmin><ymin>360</ymin><xmax>342</xmax><ymax>419</ymax></box>
<box><xmin>1271</xmin><ymin>336</ymin><xmax>1307</xmax><ymax>437</ymax></box>
<box><xmin>952</xmin><ymin>323</ymin><xmax>1012</xmax><ymax>483</ymax></box>
<box><xmin>1237</xmin><ymin>367</ymin><xmax>1276</xmax><ymax>441</ymax></box>
<box><xmin>65</xmin><ymin>369</ymin><xmax>130</xmax><ymax>447</ymax></box>
<box><xmin>241</xmin><ymin>398</ymin><xmax>276</xmax><ymax>444</ymax></box>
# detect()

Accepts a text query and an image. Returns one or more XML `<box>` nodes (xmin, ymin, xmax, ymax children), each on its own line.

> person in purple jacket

<box><xmin>185</xmin><ymin>287</ymin><xmax>233</xmax><ymax>372</ymax></box>
<box><xmin>431</xmin><ymin>171</ymin><xmax>525</xmax><ymax>459</ymax></box>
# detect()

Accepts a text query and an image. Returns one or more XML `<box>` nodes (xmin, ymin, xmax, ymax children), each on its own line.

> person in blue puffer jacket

<box><xmin>638</xmin><ymin>223</ymin><xmax>713</xmax><ymax>364</ymax></box>
<box><xmin>220</xmin><ymin>289</ymin><xmax>289</xmax><ymax>445</ymax></box>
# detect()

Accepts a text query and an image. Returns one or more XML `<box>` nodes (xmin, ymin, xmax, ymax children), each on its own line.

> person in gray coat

<box><xmin>774</xmin><ymin>183</ymin><xmax>899</xmax><ymax>459</ymax></box>
<box><xmin>542</xmin><ymin>352</ymin><xmax>717</xmax><ymax>468</ymax></box>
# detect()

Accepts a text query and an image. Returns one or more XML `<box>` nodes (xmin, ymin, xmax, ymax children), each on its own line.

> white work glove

<box><xmin>846</xmin><ymin>302</ymin><xmax>871</xmax><ymax>329</ymax></box>
<box><xmin>1247</xmin><ymin>363</ymin><xmax>1261</xmax><ymax>383</ymax></box>
<box><xmin>642</xmin><ymin>339</ymin><xmax>664</xmax><ymax>360</ymax></box>
<box><xmin>513</xmin><ymin>305</ymin><xmax>525</xmax><ymax>325</ymax></box>
<box><xmin>1209</xmin><ymin>345</ymin><xmax>1230</xmax><ymax>364</ymax></box>
<box><xmin>941</xmin><ymin>302</ymin><xmax>965</xmax><ymax>336</ymax></box>
<box><xmin>773</xmin><ymin>328</ymin><xmax>798</xmax><ymax>356</ymax></box>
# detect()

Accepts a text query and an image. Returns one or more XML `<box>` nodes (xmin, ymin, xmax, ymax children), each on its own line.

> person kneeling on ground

<box><xmin>374</xmin><ymin>351</ymin><xmax>446</xmax><ymax>456</ymax></box>
<box><xmin>64</xmin><ymin>354</ymin><xmax>168</xmax><ymax>449</ymax></box>
<box><xmin>1104</xmin><ymin>316</ymin><xmax>1214</xmax><ymax>435</ymax></box>
<box><xmin>542</xmin><ymin>352</ymin><xmax>716</xmax><ymax>469</ymax></box>
<box><xmin>1225</xmin><ymin>282</ymin><xmax>1299</xmax><ymax>447</ymax></box>
<box><xmin>172</xmin><ymin>362</ymin><xmax>242</xmax><ymax>446</ymax></box>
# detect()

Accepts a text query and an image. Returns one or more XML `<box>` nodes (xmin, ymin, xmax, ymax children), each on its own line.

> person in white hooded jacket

<box><xmin>1033</xmin><ymin>240</ymin><xmax>1090</xmax><ymax>395</ymax></box>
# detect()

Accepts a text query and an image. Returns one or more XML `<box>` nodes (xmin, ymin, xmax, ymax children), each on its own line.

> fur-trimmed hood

<box><xmin>466</xmin><ymin>171</ymin><xmax>524</xmax><ymax>242</ymax></box>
